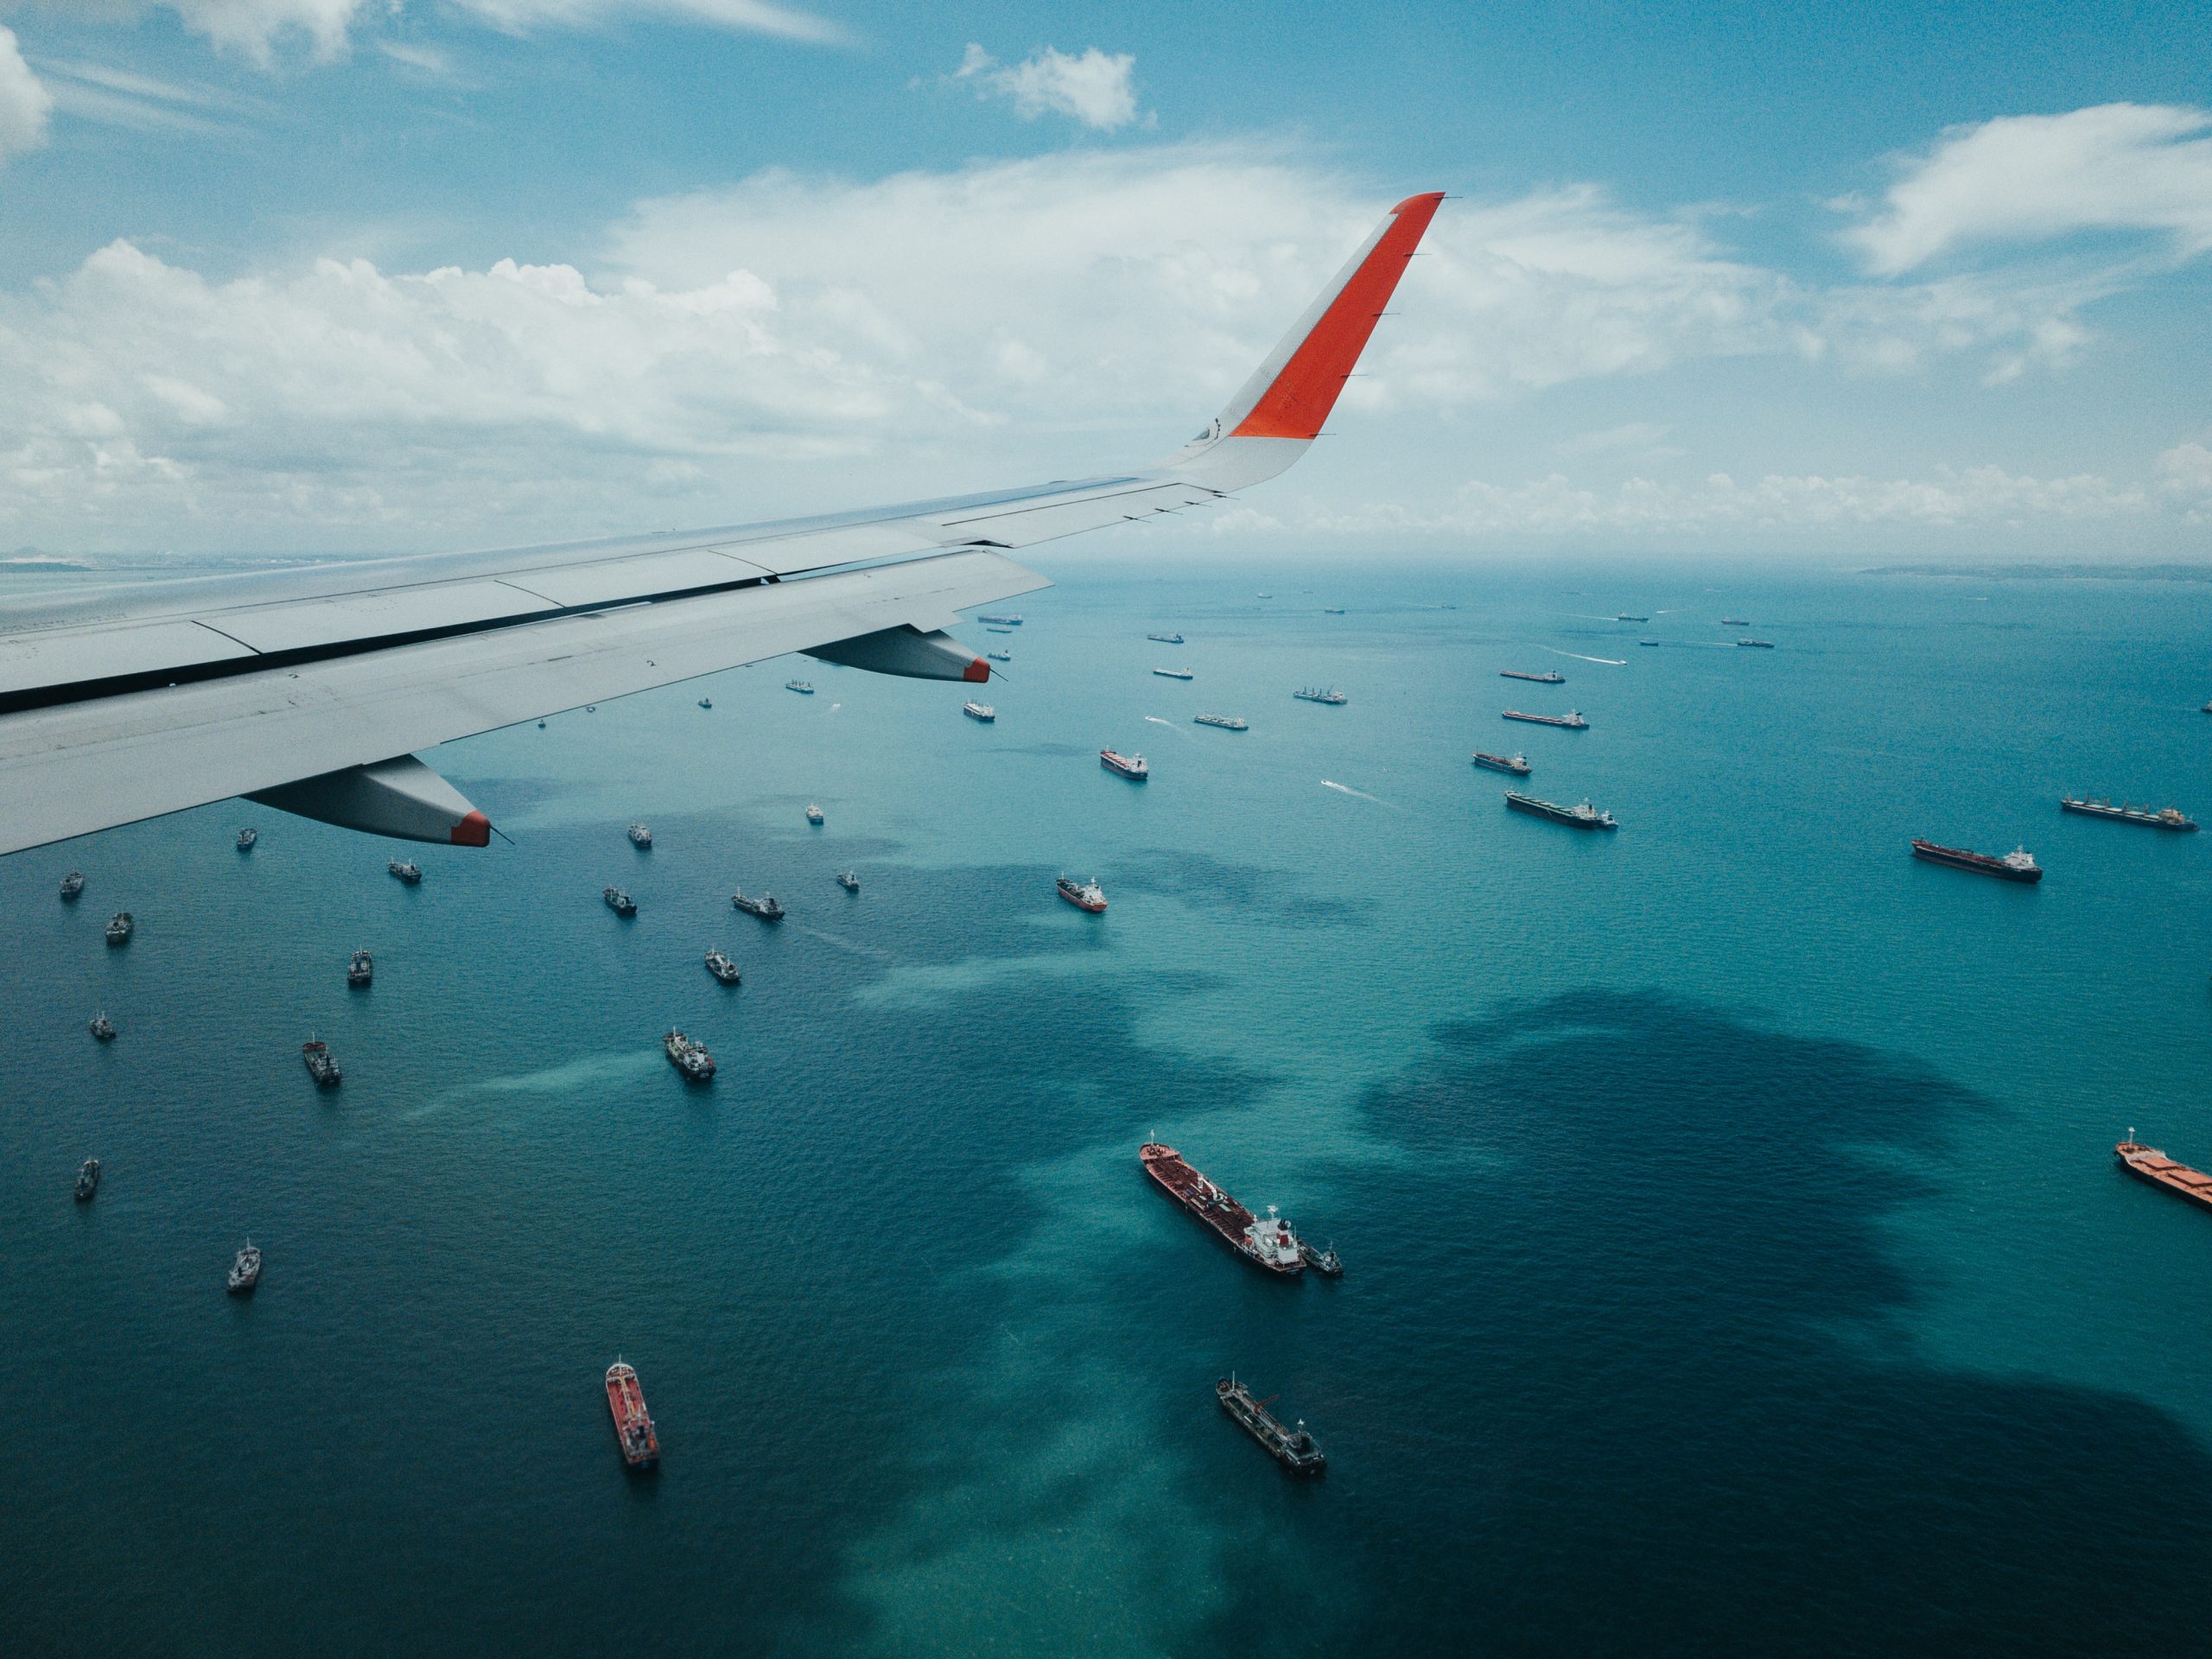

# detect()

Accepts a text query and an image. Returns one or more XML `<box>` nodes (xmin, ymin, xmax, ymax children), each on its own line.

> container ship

<box><xmin>1139</xmin><ymin>1143</ymin><xmax>1303</xmax><ymax>1274</ymax></box>
<box><xmin>1058</xmin><ymin>875</ymin><xmax>1107</xmax><ymax>912</ymax></box>
<box><xmin>1503</xmin><ymin>709</ymin><xmax>1586</xmax><ymax>729</ymax></box>
<box><xmin>1100</xmin><ymin>749</ymin><xmax>1149</xmax><ymax>780</ymax></box>
<box><xmin>1217</xmin><ymin>1377</ymin><xmax>1325</xmax><ymax>1474</ymax></box>
<box><xmin>1506</xmin><ymin>791</ymin><xmax>1617</xmax><ymax>830</ymax></box>
<box><xmin>1910</xmin><ymin>840</ymin><xmax>2041</xmax><ymax>882</ymax></box>
<box><xmin>606</xmin><ymin>1361</ymin><xmax>661</xmax><ymax>1467</ymax></box>
<box><xmin>1471</xmin><ymin>751</ymin><xmax>1530</xmax><ymax>775</ymax></box>
<box><xmin>1499</xmin><ymin>670</ymin><xmax>1564</xmax><ymax>683</ymax></box>
<box><xmin>2115</xmin><ymin>1138</ymin><xmax>2212</xmax><ymax>1213</ymax></box>
<box><xmin>2060</xmin><ymin>796</ymin><xmax>2196</xmax><ymax>831</ymax></box>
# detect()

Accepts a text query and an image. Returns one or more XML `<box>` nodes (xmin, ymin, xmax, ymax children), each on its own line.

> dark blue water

<box><xmin>4</xmin><ymin>556</ymin><xmax>2210</xmax><ymax>1656</ymax></box>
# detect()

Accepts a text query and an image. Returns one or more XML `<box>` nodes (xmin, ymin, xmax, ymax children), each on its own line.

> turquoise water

<box><xmin>4</xmin><ymin>556</ymin><xmax>2210</xmax><ymax>1655</ymax></box>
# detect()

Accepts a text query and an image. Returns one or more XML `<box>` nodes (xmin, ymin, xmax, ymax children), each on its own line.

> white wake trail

<box><xmin>1321</xmin><ymin>779</ymin><xmax>1394</xmax><ymax>807</ymax></box>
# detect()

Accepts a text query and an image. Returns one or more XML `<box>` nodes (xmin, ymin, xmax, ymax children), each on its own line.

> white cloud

<box><xmin>0</xmin><ymin>26</ymin><xmax>54</xmax><ymax>162</ymax></box>
<box><xmin>955</xmin><ymin>44</ymin><xmax>1141</xmax><ymax>131</ymax></box>
<box><xmin>452</xmin><ymin>0</ymin><xmax>845</xmax><ymax>46</ymax></box>
<box><xmin>1845</xmin><ymin>103</ymin><xmax>2212</xmax><ymax>275</ymax></box>
<box><xmin>155</xmin><ymin>0</ymin><xmax>372</xmax><ymax>64</ymax></box>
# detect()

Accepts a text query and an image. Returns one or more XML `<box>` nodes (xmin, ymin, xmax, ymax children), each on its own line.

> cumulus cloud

<box><xmin>1845</xmin><ymin>103</ymin><xmax>2212</xmax><ymax>275</ymax></box>
<box><xmin>154</xmin><ymin>0</ymin><xmax>371</xmax><ymax>64</ymax></box>
<box><xmin>955</xmin><ymin>44</ymin><xmax>1141</xmax><ymax>130</ymax></box>
<box><xmin>0</xmin><ymin>26</ymin><xmax>54</xmax><ymax>161</ymax></box>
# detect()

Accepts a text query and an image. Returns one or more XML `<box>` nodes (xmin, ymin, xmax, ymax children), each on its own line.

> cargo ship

<box><xmin>1153</xmin><ymin>667</ymin><xmax>1194</xmax><ymax>680</ymax></box>
<box><xmin>1058</xmin><ymin>874</ymin><xmax>1107</xmax><ymax>912</ymax></box>
<box><xmin>1293</xmin><ymin>687</ymin><xmax>1347</xmax><ymax>705</ymax></box>
<box><xmin>963</xmin><ymin>701</ymin><xmax>995</xmax><ymax>722</ymax></box>
<box><xmin>228</xmin><ymin>1241</ymin><xmax>262</xmax><ymax>1294</ymax></box>
<box><xmin>628</xmin><ymin>823</ymin><xmax>652</xmax><ymax>849</ymax></box>
<box><xmin>236</xmin><ymin>827</ymin><xmax>257</xmax><ymax>851</ymax></box>
<box><xmin>1910</xmin><ymin>839</ymin><xmax>2041</xmax><ymax>882</ymax></box>
<box><xmin>1139</xmin><ymin>1144</ymin><xmax>1303</xmax><ymax>1274</ymax></box>
<box><xmin>2115</xmin><ymin>1138</ymin><xmax>2212</xmax><ymax>1213</ymax></box>
<box><xmin>389</xmin><ymin>860</ymin><xmax>422</xmax><ymax>884</ymax></box>
<box><xmin>606</xmin><ymin>1361</ymin><xmax>661</xmax><ymax>1467</ymax></box>
<box><xmin>805</xmin><ymin>804</ymin><xmax>824</xmax><ymax>825</ymax></box>
<box><xmin>836</xmin><ymin>869</ymin><xmax>861</xmax><ymax>892</ymax></box>
<box><xmin>1193</xmin><ymin>714</ymin><xmax>1247</xmax><ymax>731</ymax></box>
<box><xmin>346</xmin><ymin>948</ymin><xmax>372</xmax><ymax>988</ymax></box>
<box><xmin>977</xmin><ymin>614</ymin><xmax>1022</xmax><ymax>626</ymax></box>
<box><xmin>1217</xmin><ymin>1377</ymin><xmax>1325</xmax><ymax>1474</ymax></box>
<box><xmin>732</xmin><ymin>889</ymin><xmax>785</xmax><ymax>920</ymax></box>
<box><xmin>75</xmin><ymin>1158</ymin><xmax>99</xmax><ymax>1201</ymax></box>
<box><xmin>89</xmin><ymin>1012</ymin><xmax>116</xmax><ymax>1042</ymax></box>
<box><xmin>785</xmin><ymin>679</ymin><xmax>815</xmax><ymax>694</ymax></box>
<box><xmin>105</xmin><ymin>911</ymin><xmax>133</xmax><ymax>945</ymax></box>
<box><xmin>1503</xmin><ymin>709</ymin><xmax>1586</xmax><ymax>729</ymax></box>
<box><xmin>2060</xmin><ymin>796</ymin><xmax>2197</xmax><ymax>831</ymax></box>
<box><xmin>1471</xmin><ymin>751</ymin><xmax>1530</xmax><ymax>776</ymax></box>
<box><xmin>1147</xmin><ymin>632</ymin><xmax>1185</xmax><ymax>644</ymax></box>
<box><xmin>1737</xmin><ymin>638</ymin><xmax>1776</xmax><ymax>649</ymax></box>
<box><xmin>1100</xmin><ymin>749</ymin><xmax>1149</xmax><ymax>781</ymax></box>
<box><xmin>1616</xmin><ymin>613</ymin><xmax>1649</xmax><ymax>622</ymax></box>
<box><xmin>1500</xmin><ymin>670</ymin><xmax>1564</xmax><ymax>683</ymax></box>
<box><xmin>60</xmin><ymin>870</ymin><xmax>83</xmax><ymax>901</ymax></box>
<box><xmin>1506</xmin><ymin>791</ymin><xmax>1617</xmax><ymax>830</ymax></box>
<box><xmin>987</xmin><ymin>651</ymin><xmax>1012</xmax><ymax>663</ymax></box>
<box><xmin>302</xmin><ymin>1039</ymin><xmax>341</xmax><ymax>1088</ymax></box>
<box><xmin>664</xmin><ymin>1030</ymin><xmax>715</xmax><ymax>1081</ymax></box>
<box><xmin>1720</xmin><ymin>617</ymin><xmax>1750</xmax><ymax>626</ymax></box>
<box><xmin>604</xmin><ymin>886</ymin><xmax>637</xmax><ymax>915</ymax></box>
<box><xmin>704</xmin><ymin>949</ymin><xmax>741</xmax><ymax>984</ymax></box>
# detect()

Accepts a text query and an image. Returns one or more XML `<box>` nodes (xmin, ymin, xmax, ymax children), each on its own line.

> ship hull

<box><xmin>1910</xmin><ymin>842</ymin><xmax>2042</xmax><ymax>882</ymax></box>
<box><xmin>1140</xmin><ymin>1145</ymin><xmax>1301</xmax><ymax>1275</ymax></box>
<box><xmin>606</xmin><ymin>1367</ymin><xmax>661</xmax><ymax>1468</ymax></box>
<box><xmin>1502</xmin><ymin>712</ymin><xmax>1583</xmax><ymax>728</ymax></box>
<box><xmin>1506</xmin><ymin>793</ymin><xmax>1615</xmax><ymax>830</ymax></box>
<box><xmin>1100</xmin><ymin>753</ymin><xmax>1148</xmax><ymax>780</ymax></box>
<box><xmin>1499</xmin><ymin>671</ymin><xmax>1563</xmax><ymax>683</ymax></box>
<box><xmin>2116</xmin><ymin>1143</ymin><xmax>2212</xmax><ymax>1213</ymax></box>
<box><xmin>1471</xmin><ymin>754</ymin><xmax>1529</xmax><ymax>775</ymax></box>
<box><xmin>2060</xmin><ymin>800</ymin><xmax>2197</xmax><ymax>830</ymax></box>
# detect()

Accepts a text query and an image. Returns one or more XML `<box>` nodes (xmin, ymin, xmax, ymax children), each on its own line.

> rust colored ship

<box><xmin>2115</xmin><ymin>1138</ymin><xmax>2212</xmax><ymax>1214</ymax></box>
<box><xmin>1140</xmin><ymin>1143</ymin><xmax>1303</xmax><ymax>1274</ymax></box>
<box><xmin>606</xmin><ymin>1360</ymin><xmax>661</xmax><ymax>1467</ymax></box>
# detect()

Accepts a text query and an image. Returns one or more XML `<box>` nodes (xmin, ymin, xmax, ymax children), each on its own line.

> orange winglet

<box><xmin>1230</xmin><ymin>192</ymin><xmax>1444</xmax><ymax>442</ymax></box>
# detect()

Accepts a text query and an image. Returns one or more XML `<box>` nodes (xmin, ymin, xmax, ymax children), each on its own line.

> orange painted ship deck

<box><xmin>2115</xmin><ymin>1141</ymin><xmax>2212</xmax><ymax>1213</ymax></box>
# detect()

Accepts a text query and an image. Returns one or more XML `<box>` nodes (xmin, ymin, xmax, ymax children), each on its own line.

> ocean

<box><xmin>4</xmin><ymin>554</ymin><xmax>2209</xmax><ymax>1656</ymax></box>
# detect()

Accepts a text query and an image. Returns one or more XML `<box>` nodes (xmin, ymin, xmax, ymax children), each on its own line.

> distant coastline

<box><xmin>1866</xmin><ymin>562</ymin><xmax>2212</xmax><ymax>584</ymax></box>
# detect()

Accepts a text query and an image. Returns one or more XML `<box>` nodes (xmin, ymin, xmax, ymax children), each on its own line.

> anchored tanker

<box><xmin>1910</xmin><ymin>839</ymin><xmax>2042</xmax><ymax>882</ymax></box>
<box><xmin>1140</xmin><ymin>1143</ymin><xmax>1303</xmax><ymax>1275</ymax></box>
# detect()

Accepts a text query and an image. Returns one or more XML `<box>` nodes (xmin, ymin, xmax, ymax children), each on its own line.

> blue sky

<box><xmin>1</xmin><ymin>0</ymin><xmax>2209</xmax><ymax>558</ymax></box>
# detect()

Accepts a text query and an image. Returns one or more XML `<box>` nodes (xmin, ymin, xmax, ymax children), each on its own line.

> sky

<box><xmin>0</xmin><ymin>0</ymin><xmax>2209</xmax><ymax>561</ymax></box>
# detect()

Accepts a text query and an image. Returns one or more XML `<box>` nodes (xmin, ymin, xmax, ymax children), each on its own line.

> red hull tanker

<box><xmin>2115</xmin><ymin>1140</ymin><xmax>2212</xmax><ymax>1214</ymax></box>
<box><xmin>1140</xmin><ymin>1144</ymin><xmax>1303</xmax><ymax>1274</ymax></box>
<box><xmin>606</xmin><ymin>1361</ymin><xmax>660</xmax><ymax>1467</ymax></box>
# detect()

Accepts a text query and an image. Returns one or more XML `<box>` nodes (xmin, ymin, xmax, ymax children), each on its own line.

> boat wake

<box><xmin>1321</xmin><ymin>779</ymin><xmax>1393</xmax><ymax>807</ymax></box>
<box><xmin>1539</xmin><ymin>647</ymin><xmax>1627</xmax><ymax>665</ymax></box>
<box><xmin>1142</xmin><ymin>715</ymin><xmax>1196</xmax><ymax>741</ymax></box>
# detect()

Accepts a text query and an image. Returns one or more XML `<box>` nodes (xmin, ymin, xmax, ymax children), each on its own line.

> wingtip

<box><xmin>1390</xmin><ymin>191</ymin><xmax>1447</xmax><ymax>217</ymax></box>
<box><xmin>963</xmin><ymin>658</ymin><xmax>991</xmax><ymax>683</ymax></box>
<box><xmin>451</xmin><ymin>810</ymin><xmax>492</xmax><ymax>847</ymax></box>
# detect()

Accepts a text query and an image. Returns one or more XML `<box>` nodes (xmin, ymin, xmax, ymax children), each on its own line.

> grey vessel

<box><xmin>604</xmin><ymin>887</ymin><xmax>637</xmax><ymax>916</ymax></box>
<box><xmin>228</xmin><ymin>1241</ymin><xmax>262</xmax><ymax>1294</ymax></box>
<box><xmin>105</xmin><ymin>912</ymin><xmax>133</xmax><ymax>945</ymax></box>
<box><xmin>704</xmin><ymin>949</ymin><xmax>741</xmax><ymax>984</ymax></box>
<box><xmin>75</xmin><ymin>1158</ymin><xmax>100</xmax><ymax>1201</ymax></box>
<box><xmin>389</xmin><ymin>861</ymin><xmax>423</xmax><ymax>884</ymax></box>
<box><xmin>346</xmin><ymin>948</ymin><xmax>373</xmax><ymax>988</ymax></box>
<box><xmin>733</xmin><ymin>890</ymin><xmax>785</xmax><ymax>921</ymax></box>
<box><xmin>89</xmin><ymin>1012</ymin><xmax>116</xmax><ymax>1042</ymax></box>
<box><xmin>60</xmin><ymin>870</ymin><xmax>83</xmax><ymax>901</ymax></box>
<box><xmin>1217</xmin><ymin>1376</ymin><xmax>1325</xmax><ymax>1473</ymax></box>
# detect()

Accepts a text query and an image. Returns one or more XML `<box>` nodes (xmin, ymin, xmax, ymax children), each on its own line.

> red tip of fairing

<box><xmin>963</xmin><ymin>658</ymin><xmax>991</xmax><ymax>683</ymax></box>
<box><xmin>451</xmin><ymin>810</ymin><xmax>492</xmax><ymax>847</ymax></box>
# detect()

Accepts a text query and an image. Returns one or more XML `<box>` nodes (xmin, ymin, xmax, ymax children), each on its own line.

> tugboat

<box><xmin>1500</xmin><ymin>670</ymin><xmax>1565</xmax><ymax>683</ymax></box>
<box><xmin>664</xmin><ymin>1030</ymin><xmax>715</xmax><ymax>1082</ymax></box>
<box><xmin>75</xmin><ymin>1158</ymin><xmax>99</xmax><ymax>1201</ymax></box>
<box><xmin>1506</xmin><ymin>791</ymin><xmax>1618</xmax><ymax>830</ymax></box>
<box><xmin>704</xmin><ymin>950</ymin><xmax>741</xmax><ymax>985</ymax></box>
<box><xmin>1503</xmin><ymin>709</ymin><xmax>1587</xmax><ymax>729</ymax></box>
<box><xmin>60</xmin><ymin>870</ymin><xmax>84</xmax><ymax>901</ymax></box>
<box><xmin>1293</xmin><ymin>687</ymin><xmax>1347</xmax><ymax>705</ymax></box>
<box><xmin>628</xmin><ymin>823</ymin><xmax>653</xmax><ymax>849</ymax></box>
<box><xmin>836</xmin><ymin>869</ymin><xmax>861</xmax><ymax>893</ymax></box>
<box><xmin>1147</xmin><ymin>632</ymin><xmax>1185</xmax><ymax>644</ymax></box>
<box><xmin>236</xmin><ymin>826</ymin><xmax>257</xmax><ymax>852</ymax></box>
<box><xmin>1153</xmin><ymin>666</ymin><xmax>1195</xmax><ymax>680</ymax></box>
<box><xmin>805</xmin><ymin>804</ymin><xmax>825</xmax><ymax>825</ymax></box>
<box><xmin>785</xmin><ymin>679</ymin><xmax>815</xmax><ymax>695</ymax></box>
<box><xmin>1910</xmin><ymin>840</ymin><xmax>2042</xmax><ymax>882</ymax></box>
<box><xmin>1217</xmin><ymin>1377</ymin><xmax>1325</xmax><ymax>1474</ymax></box>
<box><xmin>105</xmin><ymin>911</ymin><xmax>133</xmax><ymax>945</ymax></box>
<box><xmin>963</xmin><ymin>702</ymin><xmax>996</xmax><ymax>722</ymax></box>
<box><xmin>302</xmin><ymin>1039</ymin><xmax>341</xmax><ymax>1088</ymax></box>
<box><xmin>346</xmin><ymin>948</ymin><xmax>373</xmax><ymax>988</ymax></box>
<box><xmin>732</xmin><ymin>889</ymin><xmax>785</xmax><ymax>921</ymax></box>
<box><xmin>389</xmin><ymin>860</ymin><xmax>423</xmax><ymax>884</ymax></box>
<box><xmin>697</xmin><ymin>697</ymin><xmax>712</xmax><ymax>709</ymax></box>
<box><xmin>1139</xmin><ymin>1144</ymin><xmax>1304</xmax><ymax>1274</ymax></box>
<box><xmin>89</xmin><ymin>1012</ymin><xmax>117</xmax><ymax>1042</ymax></box>
<box><xmin>607</xmin><ymin>1360</ymin><xmax>662</xmax><ymax>1467</ymax></box>
<box><xmin>1298</xmin><ymin>1239</ymin><xmax>1344</xmax><ymax>1276</ymax></box>
<box><xmin>1471</xmin><ymin>751</ymin><xmax>1531</xmax><ymax>775</ymax></box>
<box><xmin>1058</xmin><ymin>875</ymin><xmax>1107</xmax><ymax>913</ymax></box>
<box><xmin>1100</xmin><ymin>749</ymin><xmax>1149</xmax><ymax>781</ymax></box>
<box><xmin>603</xmin><ymin>887</ymin><xmax>637</xmax><ymax>916</ymax></box>
<box><xmin>1193</xmin><ymin>713</ymin><xmax>1247</xmax><ymax>730</ymax></box>
<box><xmin>2059</xmin><ymin>796</ymin><xmax>2197</xmax><ymax>831</ymax></box>
<box><xmin>227</xmin><ymin>1241</ymin><xmax>262</xmax><ymax>1294</ymax></box>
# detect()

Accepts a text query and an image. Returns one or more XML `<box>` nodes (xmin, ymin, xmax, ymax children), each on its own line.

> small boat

<box><xmin>1471</xmin><ymin>751</ymin><xmax>1531</xmax><ymax>775</ymax></box>
<box><xmin>732</xmin><ymin>890</ymin><xmax>785</xmax><ymax>921</ymax></box>
<box><xmin>628</xmin><ymin>823</ymin><xmax>653</xmax><ymax>849</ymax></box>
<box><xmin>963</xmin><ymin>702</ymin><xmax>996</xmax><ymax>722</ymax></box>
<box><xmin>977</xmin><ymin>613</ymin><xmax>1022</xmax><ymax>626</ymax></box>
<box><xmin>227</xmin><ymin>1241</ymin><xmax>262</xmax><ymax>1294</ymax></box>
<box><xmin>389</xmin><ymin>861</ymin><xmax>423</xmax><ymax>884</ymax></box>
<box><xmin>89</xmin><ymin>1012</ymin><xmax>116</xmax><ymax>1042</ymax></box>
<box><xmin>603</xmin><ymin>887</ymin><xmax>637</xmax><ymax>916</ymax></box>
<box><xmin>664</xmin><ymin>1030</ymin><xmax>715</xmax><ymax>1082</ymax></box>
<box><xmin>302</xmin><ymin>1039</ymin><xmax>341</xmax><ymax>1088</ymax></box>
<box><xmin>698</xmin><ymin>697</ymin><xmax>712</xmax><ymax>709</ymax></box>
<box><xmin>1298</xmin><ymin>1239</ymin><xmax>1344</xmax><ymax>1276</ymax></box>
<box><xmin>74</xmin><ymin>1158</ymin><xmax>99</xmax><ymax>1201</ymax></box>
<box><xmin>1147</xmin><ymin>632</ymin><xmax>1185</xmax><ymax>644</ymax></box>
<box><xmin>805</xmin><ymin>804</ymin><xmax>824</xmax><ymax>825</ymax></box>
<box><xmin>1256</xmin><ymin>593</ymin><xmax>1274</xmax><ymax>600</ymax></box>
<box><xmin>704</xmin><ymin>949</ymin><xmax>741</xmax><ymax>984</ymax></box>
<box><xmin>785</xmin><ymin>680</ymin><xmax>815</xmax><ymax>695</ymax></box>
<box><xmin>607</xmin><ymin>1360</ymin><xmax>662</xmax><ymax>1467</ymax></box>
<box><xmin>1153</xmin><ymin>666</ymin><xmax>1194</xmax><ymax>680</ymax></box>
<box><xmin>1100</xmin><ymin>749</ymin><xmax>1149</xmax><ymax>781</ymax></box>
<box><xmin>1737</xmin><ymin>638</ymin><xmax>1776</xmax><ymax>649</ymax></box>
<box><xmin>836</xmin><ymin>869</ymin><xmax>860</xmax><ymax>893</ymax></box>
<box><xmin>1193</xmin><ymin>713</ymin><xmax>1247</xmax><ymax>730</ymax></box>
<box><xmin>987</xmin><ymin>651</ymin><xmax>1012</xmax><ymax>664</ymax></box>
<box><xmin>1058</xmin><ymin>874</ymin><xmax>1107</xmax><ymax>912</ymax></box>
<box><xmin>346</xmin><ymin>948</ymin><xmax>372</xmax><ymax>988</ymax></box>
<box><xmin>105</xmin><ymin>911</ymin><xmax>133</xmax><ymax>946</ymax></box>
<box><xmin>1217</xmin><ymin>1376</ymin><xmax>1325</xmax><ymax>1474</ymax></box>
<box><xmin>236</xmin><ymin>827</ymin><xmax>257</xmax><ymax>852</ymax></box>
<box><xmin>1499</xmin><ymin>670</ymin><xmax>1564</xmax><ymax>683</ymax></box>
<box><xmin>1638</xmin><ymin>639</ymin><xmax>1660</xmax><ymax>646</ymax></box>
<box><xmin>1324</xmin><ymin>607</ymin><xmax>1346</xmax><ymax>614</ymax></box>
<box><xmin>1293</xmin><ymin>687</ymin><xmax>1346</xmax><ymax>705</ymax></box>
<box><xmin>60</xmin><ymin>870</ymin><xmax>83</xmax><ymax>901</ymax></box>
<box><xmin>1502</xmin><ymin>709</ymin><xmax>1586</xmax><ymax>729</ymax></box>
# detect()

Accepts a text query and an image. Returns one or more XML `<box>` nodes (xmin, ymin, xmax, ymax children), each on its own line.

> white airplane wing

<box><xmin>0</xmin><ymin>192</ymin><xmax>1444</xmax><ymax>856</ymax></box>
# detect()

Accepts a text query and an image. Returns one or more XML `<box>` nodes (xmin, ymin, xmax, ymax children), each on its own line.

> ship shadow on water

<box><xmin>1173</xmin><ymin>988</ymin><xmax>2212</xmax><ymax>1659</ymax></box>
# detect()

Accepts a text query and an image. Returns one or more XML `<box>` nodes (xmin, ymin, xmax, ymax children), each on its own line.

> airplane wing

<box><xmin>0</xmin><ymin>192</ymin><xmax>1443</xmax><ymax>856</ymax></box>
